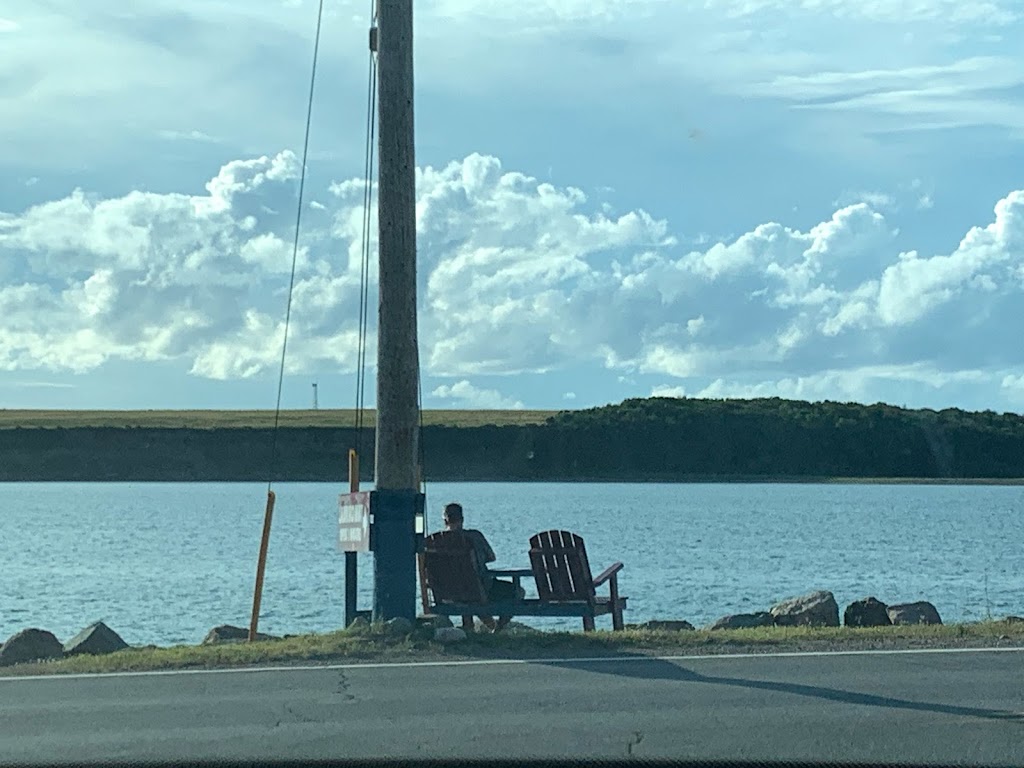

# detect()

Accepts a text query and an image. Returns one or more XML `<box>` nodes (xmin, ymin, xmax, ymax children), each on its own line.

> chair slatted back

<box><xmin>529</xmin><ymin>530</ymin><xmax>595</xmax><ymax>602</ymax></box>
<box><xmin>421</xmin><ymin>530</ymin><xmax>489</xmax><ymax>605</ymax></box>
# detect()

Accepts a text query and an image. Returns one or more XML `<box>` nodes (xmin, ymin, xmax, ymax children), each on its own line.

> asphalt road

<box><xmin>1</xmin><ymin>648</ymin><xmax>1022</xmax><ymax>764</ymax></box>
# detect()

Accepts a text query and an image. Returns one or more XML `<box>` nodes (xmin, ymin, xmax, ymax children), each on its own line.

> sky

<box><xmin>2</xmin><ymin>0</ymin><xmax>1024</xmax><ymax>413</ymax></box>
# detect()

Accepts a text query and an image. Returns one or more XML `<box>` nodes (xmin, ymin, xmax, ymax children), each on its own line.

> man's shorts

<box><xmin>487</xmin><ymin>578</ymin><xmax>525</xmax><ymax>602</ymax></box>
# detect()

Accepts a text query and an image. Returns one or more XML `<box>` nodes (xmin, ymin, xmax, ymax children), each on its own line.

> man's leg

<box><xmin>487</xmin><ymin>579</ymin><xmax>523</xmax><ymax>632</ymax></box>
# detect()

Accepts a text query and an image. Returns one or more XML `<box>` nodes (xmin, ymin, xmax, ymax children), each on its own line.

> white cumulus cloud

<box><xmin>2</xmin><ymin>149</ymin><xmax>1024</xmax><ymax>410</ymax></box>
<box><xmin>431</xmin><ymin>380</ymin><xmax>524</xmax><ymax>410</ymax></box>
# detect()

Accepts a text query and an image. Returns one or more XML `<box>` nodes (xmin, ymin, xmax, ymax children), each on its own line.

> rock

<box><xmin>202</xmin><ymin>625</ymin><xmax>277</xmax><ymax>645</ymax></box>
<box><xmin>770</xmin><ymin>590</ymin><xmax>840</xmax><ymax>627</ymax></box>
<box><xmin>63</xmin><ymin>622</ymin><xmax>129</xmax><ymax>656</ymax></box>
<box><xmin>0</xmin><ymin>628</ymin><xmax>64</xmax><ymax>666</ymax></box>
<box><xmin>887</xmin><ymin>601</ymin><xmax>942</xmax><ymax>625</ymax></box>
<box><xmin>417</xmin><ymin>615</ymin><xmax>453</xmax><ymax>630</ymax></box>
<box><xmin>843</xmin><ymin>597</ymin><xmax>892</xmax><ymax>628</ymax></box>
<box><xmin>383</xmin><ymin>617</ymin><xmax>414</xmax><ymax>636</ymax></box>
<box><xmin>638</xmin><ymin>620</ymin><xmax>695</xmax><ymax>632</ymax></box>
<box><xmin>434</xmin><ymin>627</ymin><xmax>467</xmax><ymax>644</ymax></box>
<box><xmin>708</xmin><ymin>612</ymin><xmax>774</xmax><ymax>631</ymax></box>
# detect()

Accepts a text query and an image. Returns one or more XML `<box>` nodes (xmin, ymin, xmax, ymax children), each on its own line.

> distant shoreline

<box><xmin>4</xmin><ymin>476</ymin><xmax>1023</xmax><ymax>485</ymax></box>
<box><xmin>3</xmin><ymin>399</ymin><xmax>1024</xmax><ymax>483</ymax></box>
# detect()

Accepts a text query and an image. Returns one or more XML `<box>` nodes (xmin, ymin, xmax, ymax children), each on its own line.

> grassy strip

<box><xmin>0</xmin><ymin>409</ymin><xmax>555</xmax><ymax>430</ymax></box>
<box><xmin>3</xmin><ymin>621</ymin><xmax>1023</xmax><ymax>678</ymax></box>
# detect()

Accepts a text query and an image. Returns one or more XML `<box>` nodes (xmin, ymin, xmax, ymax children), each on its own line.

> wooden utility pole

<box><xmin>371</xmin><ymin>0</ymin><xmax>421</xmax><ymax>622</ymax></box>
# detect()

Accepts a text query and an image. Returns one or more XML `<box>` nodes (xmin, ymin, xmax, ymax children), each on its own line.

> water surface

<box><xmin>2</xmin><ymin>482</ymin><xmax>1021</xmax><ymax>645</ymax></box>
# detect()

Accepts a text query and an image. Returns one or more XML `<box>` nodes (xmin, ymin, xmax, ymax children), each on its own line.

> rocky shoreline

<box><xmin>3</xmin><ymin>590</ymin><xmax>1022</xmax><ymax>671</ymax></box>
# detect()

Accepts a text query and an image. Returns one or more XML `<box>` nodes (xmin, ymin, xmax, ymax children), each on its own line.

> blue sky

<box><xmin>2</xmin><ymin>0</ymin><xmax>1024</xmax><ymax>412</ymax></box>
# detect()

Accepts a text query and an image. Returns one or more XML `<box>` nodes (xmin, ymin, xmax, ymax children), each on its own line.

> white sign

<box><xmin>338</xmin><ymin>491</ymin><xmax>371</xmax><ymax>552</ymax></box>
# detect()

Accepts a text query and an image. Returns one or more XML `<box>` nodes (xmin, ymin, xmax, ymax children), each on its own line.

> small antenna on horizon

<box><xmin>312</xmin><ymin>382</ymin><xmax>319</xmax><ymax>410</ymax></box>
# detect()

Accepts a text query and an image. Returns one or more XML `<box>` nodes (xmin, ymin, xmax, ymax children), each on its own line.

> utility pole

<box><xmin>372</xmin><ymin>0</ymin><xmax>421</xmax><ymax>622</ymax></box>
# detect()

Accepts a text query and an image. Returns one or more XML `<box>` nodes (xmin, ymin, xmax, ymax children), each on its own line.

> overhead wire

<box><xmin>267</xmin><ymin>0</ymin><xmax>327</xmax><ymax>493</ymax></box>
<box><xmin>354</xmin><ymin>0</ymin><xmax>379</xmax><ymax>464</ymax></box>
<box><xmin>251</xmin><ymin>0</ymin><xmax>326</xmax><ymax>642</ymax></box>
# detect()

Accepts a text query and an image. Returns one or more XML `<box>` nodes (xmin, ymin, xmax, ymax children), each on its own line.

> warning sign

<box><xmin>338</xmin><ymin>491</ymin><xmax>371</xmax><ymax>552</ymax></box>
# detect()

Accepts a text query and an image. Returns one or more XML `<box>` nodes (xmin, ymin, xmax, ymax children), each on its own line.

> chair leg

<box><xmin>610</xmin><ymin>574</ymin><xmax>624</xmax><ymax>631</ymax></box>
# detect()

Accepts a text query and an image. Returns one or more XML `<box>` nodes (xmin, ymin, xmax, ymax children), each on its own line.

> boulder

<box><xmin>771</xmin><ymin>590</ymin><xmax>840</xmax><ymax>627</ymax></box>
<box><xmin>63</xmin><ymin>622</ymin><xmax>129</xmax><ymax>656</ymax></box>
<box><xmin>383</xmin><ymin>617</ymin><xmax>414</xmax><ymax>636</ymax></box>
<box><xmin>887</xmin><ymin>602</ymin><xmax>942</xmax><ymax>625</ymax></box>
<box><xmin>202</xmin><ymin>625</ymin><xmax>277</xmax><ymax>645</ymax></box>
<box><xmin>843</xmin><ymin>597</ymin><xmax>892</xmax><ymax>628</ymax></box>
<box><xmin>638</xmin><ymin>620</ymin><xmax>695</xmax><ymax>632</ymax></box>
<box><xmin>434</xmin><ymin>627</ymin><xmax>467</xmax><ymax>644</ymax></box>
<box><xmin>708</xmin><ymin>612</ymin><xmax>774</xmax><ymax>631</ymax></box>
<box><xmin>0</xmin><ymin>628</ymin><xmax>64</xmax><ymax>666</ymax></box>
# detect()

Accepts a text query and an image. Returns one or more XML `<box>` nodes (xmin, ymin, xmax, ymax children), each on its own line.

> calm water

<box><xmin>2</xmin><ymin>482</ymin><xmax>1021</xmax><ymax>646</ymax></box>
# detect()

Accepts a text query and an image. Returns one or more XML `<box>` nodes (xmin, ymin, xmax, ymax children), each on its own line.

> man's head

<box><xmin>443</xmin><ymin>502</ymin><xmax>464</xmax><ymax>530</ymax></box>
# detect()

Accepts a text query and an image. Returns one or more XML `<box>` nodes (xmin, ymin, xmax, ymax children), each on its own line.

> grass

<box><xmin>3</xmin><ymin>620</ymin><xmax>1023</xmax><ymax>678</ymax></box>
<box><xmin>0</xmin><ymin>409</ymin><xmax>555</xmax><ymax>430</ymax></box>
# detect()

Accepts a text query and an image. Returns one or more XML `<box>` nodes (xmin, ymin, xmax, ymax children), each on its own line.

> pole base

<box><xmin>370</xmin><ymin>489</ymin><xmax>424</xmax><ymax>622</ymax></box>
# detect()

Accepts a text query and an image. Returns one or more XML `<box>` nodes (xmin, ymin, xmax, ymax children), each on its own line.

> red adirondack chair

<box><xmin>528</xmin><ymin>530</ymin><xmax>626</xmax><ymax>631</ymax></box>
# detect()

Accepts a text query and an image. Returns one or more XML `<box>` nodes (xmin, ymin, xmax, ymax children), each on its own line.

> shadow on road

<box><xmin>538</xmin><ymin>656</ymin><xmax>1024</xmax><ymax>724</ymax></box>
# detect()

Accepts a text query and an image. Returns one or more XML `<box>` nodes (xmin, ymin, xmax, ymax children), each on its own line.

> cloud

<box><xmin>431</xmin><ymin>380</ymin><xmax>524</xmax><ymax>409</ymax></box>
<box><xmin>696</xmin><ymin>365</ymin><xmax>989</xmax><ymax>401</ymax></box>
<box><xmin>4</xmin><ymin>0</ymin><xmax>1021</xmax><ymax>187</ymax></box>
<box><xmin>0</xmin><ymin>150</ymin><xmax>355</xmax><ymax>377</ymax></box>
<box><xmin>157</xmin><ymin>129</ymin><xmax>220</xmax><ymax>144</ymax></box>
<box><xmin>0</xmin><ymin>380</ymin><xmax>75</xmax><ymax>389</ymax></box>
<box><xmin>708</xmin><ymin>0</ymin><xmax>1020</xmax><ymax>24</ymax></box>
<box><xmin>2</xmin><ymin>149</ymin><xmax>1024</xmax><ymax>410</ymax></box>
<box><xmin>651</xmin><ymin>385</ymin><xmax>687</xmax><ymax>398</ymax></box>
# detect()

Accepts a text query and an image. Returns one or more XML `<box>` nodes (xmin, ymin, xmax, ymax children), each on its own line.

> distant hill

<box><xmin>540</xmin><ymin>397</ymin><xmax>1024</xmax><ymax>479</ymax></box>
<box><xmin>0</xmin><ymin>397</ymin><xmax>1022</xmax><ymax>481</ymax></box>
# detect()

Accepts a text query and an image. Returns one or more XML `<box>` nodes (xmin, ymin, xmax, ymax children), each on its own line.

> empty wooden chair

<box><xmin>529</xmin><ymin>530</ymin><xmax>626</xmax><ymax>631</ymax></box>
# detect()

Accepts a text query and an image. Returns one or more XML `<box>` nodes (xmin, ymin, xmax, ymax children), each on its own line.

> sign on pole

<box><xmin>338</xmin><ymin>491</ymin><xmax>371</xmax><ymax>552</ymax></box>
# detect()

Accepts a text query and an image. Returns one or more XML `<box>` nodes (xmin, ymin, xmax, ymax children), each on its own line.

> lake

<box><xmin>2</xmin><ymin>482</ymin><xmax>1021</xmax><ymax>646</ymax></box>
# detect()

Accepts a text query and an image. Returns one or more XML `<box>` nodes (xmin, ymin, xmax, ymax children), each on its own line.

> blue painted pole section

<box><xmin>371</xmin><ymin>489</ymin><xmax>424</xmax><ymax>622</ymax></box>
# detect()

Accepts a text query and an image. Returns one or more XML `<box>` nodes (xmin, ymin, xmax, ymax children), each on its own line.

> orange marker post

<box><xmin>249</xmin><ymin>490</ymin><xmax>276</xmax><ymax>642</ymax></box>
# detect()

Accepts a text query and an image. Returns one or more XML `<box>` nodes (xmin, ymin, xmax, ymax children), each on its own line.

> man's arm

<box><xmin>469</xmin><ymin>530</ymin><xmax>497</xmax><ymax>563</ymax></box>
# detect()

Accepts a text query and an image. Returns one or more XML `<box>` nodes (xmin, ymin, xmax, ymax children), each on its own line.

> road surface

<box><xmin>1</xmin><ymin>647</ymin><xmax>1022</xmax><ymax>764</ymax></box>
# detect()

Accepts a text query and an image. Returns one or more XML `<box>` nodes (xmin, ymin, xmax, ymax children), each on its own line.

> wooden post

<box><xmin>345</xmin><ymin>450</ymin><xmax>360</xmax><ymax>627</ymax></box>
<box><xmin>375</xmin><ymin>0</ymin><xmax>419</xmax><ymax>491</ymax></box>
<box><xmin>249</xmin><ymin>490</ymin><xmax>276</xmax><ymax>642</ymax></box>
<box><xmin>372</xmin><ymin>0</ymin><xmax>420</xmax><ymax>623</ymax></box>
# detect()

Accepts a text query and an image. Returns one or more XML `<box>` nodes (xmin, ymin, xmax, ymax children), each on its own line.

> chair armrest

<box><xmin>592</xmin><ymin>562</ymin><xmax>623</xmax><ymax>587</ymax></box>
<box><xmin>489</xmin><ymin>568</ymin><xmax>533</xmax><ymax>578</ymax></box>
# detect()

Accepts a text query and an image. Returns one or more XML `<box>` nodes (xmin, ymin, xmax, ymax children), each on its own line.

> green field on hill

<box><xmin>0</xmin><ymin>409</ymin><xmax>555</xmax><ymax>429</ymax></box>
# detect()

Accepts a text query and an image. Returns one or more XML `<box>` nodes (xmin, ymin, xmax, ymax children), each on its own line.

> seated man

<box><xmin>442</xmin><ymin>502</ymin><xmax>525</xmax><ymax>631</ymax></box>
